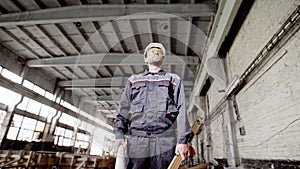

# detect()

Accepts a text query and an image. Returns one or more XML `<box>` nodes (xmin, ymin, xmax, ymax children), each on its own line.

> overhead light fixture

<box><xmin>75</xmin><ymin>22</ymin><xmax>82</xmax><ymax>28</ymax></box>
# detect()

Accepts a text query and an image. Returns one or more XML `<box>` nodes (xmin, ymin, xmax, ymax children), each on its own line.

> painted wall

<box><xmin>203</xmin><ymin>0</ymin><xmax>299</xmax><ymax>164</ymax></box>
<box><xmin>228</xmin><ymin>0</ymin><xmax>299</xmax><ymax>161</ymax></box>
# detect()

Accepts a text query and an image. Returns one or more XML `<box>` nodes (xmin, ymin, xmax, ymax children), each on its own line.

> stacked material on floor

<box><xmin>0</xmin><ymin>150</ymin><xmax>115</xmax><ymax>169</ymax></box>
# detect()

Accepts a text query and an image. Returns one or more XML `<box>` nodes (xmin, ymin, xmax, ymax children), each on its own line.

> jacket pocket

<box><xmin>166</xmin><ymin>104</ymin><xmax>179</xmax><ymax>123</ymax></box>
<box><xmin>129</xmin><ymin>104</ymin><xmax>144</xmax><ymax>125</ymax></box>
<box><xmin>157</xmin><ymin>80</ymin><xmax>174</xmax><ymax>102</ymax></box>
<box><xmin>131</xmin><ymin>81</ymin><xmax>146</xmax><ymax>104</ymax></box>
<box><xmin>158</xmin><ymin>104</ymin><xmax>178</xmax><ymax>127</ymax></box>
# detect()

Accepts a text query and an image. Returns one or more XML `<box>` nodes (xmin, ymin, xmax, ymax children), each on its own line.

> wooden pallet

<box><xmin>0</xmin><ymin>150</ymin><xmax>115</xmax><ymax>169</ymax></box>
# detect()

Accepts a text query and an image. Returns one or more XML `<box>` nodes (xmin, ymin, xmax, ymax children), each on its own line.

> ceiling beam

<box><xmin>58</xmin><ymin>77</ymin><xmax>127</xmax><ymax>88</ymax></box>
<box><xmin>26</xmin><ymin>53</ymin><xmax>200</xmax><ymax>67</ymax></box>
<box><xmin>127</xmin><ymin>19</ymin><xmax>140</xmax><ymax>53</ymax></box>
<box><xmin>81</xmin><ymin>95</ymin><xmax>123</xmax><ymax>102</ymax></box>
<box><xmin>59</xmin><ymin>77</ymin><xmax>194</xmax><ymax>88</ymax></box>
<box><xmin>0</xmin><ymin>28</ymin><xmax>39</xmax><ymax>59</ymax></box>
<box><xmin>0</xmin><ymin>4</ymin><xmax>216</xmax><ymax>26</ymax></box>
<box><xmin>147</xmin><ymin>18</ymin><xmax>153</xmax><ymax>42</ymax></box>
<box><xmin>185</xmin><ymin>16</ymin><xmax>193</xmax><ymax>56</ymax></box>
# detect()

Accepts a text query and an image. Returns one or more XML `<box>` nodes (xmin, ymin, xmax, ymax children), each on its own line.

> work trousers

<box><xmin>187</xmin><ymin>156</ymin><xmax>194</xmax><ymax>167</ymax></box>
<box><xmin>126</xmin><ymin>135</ymin><xmax>176</xmax><ymax>169</ymax></box>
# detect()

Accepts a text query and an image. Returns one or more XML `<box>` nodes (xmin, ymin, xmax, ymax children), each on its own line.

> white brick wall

<box><xmin>236</xmin><ymin>29</ymin><xmax>300</xmax><ymax>160</ymax></box>
<box><xmin>210</xmin><ymin>114</ymin><xmax>226</xmax><ymax>159</ymax></box>
<box><xmin>228</xmin><ymin>0</ymin><xmax>300</xmax><ymax>160</ymax></box>
<box><xmin>228</xmin><ymin>0</ymin><xmax>299</xmax><ymax>77</ymax></box>
<box><xmin>206</xmin><ymin>0</ymin><xmax>300</xmax><ymax>161</ymax></box>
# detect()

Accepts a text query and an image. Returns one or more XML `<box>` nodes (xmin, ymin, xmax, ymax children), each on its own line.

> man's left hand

<box><xmin>175</xmin><ymin>143</ymin><xmax>188</xmax><ymax>161</ymax></box>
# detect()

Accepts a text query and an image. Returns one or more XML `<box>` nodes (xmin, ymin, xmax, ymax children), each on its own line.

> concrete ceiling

<box><xmin>0</xmin><ymin>0</ymin><xmax>218</xmax><ymax>127</ymax></box>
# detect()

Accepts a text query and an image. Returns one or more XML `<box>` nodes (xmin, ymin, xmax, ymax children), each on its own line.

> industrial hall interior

<box><xmin>0</xmin><ymin>0</ymin><xmax>299</xmax><ymax>168</ymax></box>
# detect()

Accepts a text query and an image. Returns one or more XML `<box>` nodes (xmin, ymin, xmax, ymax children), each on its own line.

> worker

<box><xmin>114</xmin><ymin>42</ymin><xmax>191</xmax><ymax>169</ymax></box>
<box><xmin>187</xmin><ymin>143</ymin><xmax>195</xmax><ymax>167</ymax></box>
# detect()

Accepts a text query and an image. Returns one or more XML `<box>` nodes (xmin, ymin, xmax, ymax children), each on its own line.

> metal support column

<box><xmin>224</xmin><ymin>99</ymin><xmax>240</xmax><ymax>167</ymax></box>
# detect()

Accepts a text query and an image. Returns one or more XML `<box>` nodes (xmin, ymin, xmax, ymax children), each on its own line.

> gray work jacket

<box><xmin>114</xmin><ymin>69</ymin><xmax>190</xmax><ymax>144</ymax></box>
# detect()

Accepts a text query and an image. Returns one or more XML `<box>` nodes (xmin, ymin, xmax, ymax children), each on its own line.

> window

<box><xmin>7</xmin><ymin>114</ymin><xmax>45</xmax><ymax>142</ymax></box>
<box><xmin>59</xmin><ymin>113</ymin><xmax>76</xmax><ymax>126</ymax></box>
<box><xmin>18</xmin><ymin>117</ymin><xmax>37</xmax><ymax>141</ymax></box>
<box><xmin>18</xmin><ymin>128</ymin><xmax>34</xmax><ymax>141</ymax></box>
<box><xmin>39</xmin><ymin>104</ymin><xmax>50</xmax><ymax>118</ymax></box>
<box><xmin>0</xmin><ymin>68</ymin><xmax>94</xmax><ymax>147</ymax></box>
<box><xmin>26</xmin><ymin>99</ymin><xmax>42</xmax><ymax>115</ymax></box>
<box><xmin>62</xmin><ymin>101</ymin><xmax>77</xmax><ymax>112</ymax></box>
<box><xmin>56</xmin><ymin>97</ymin><xmax>60</xmax><ymax>103</ymax></box>
<box><xmin>6</xmin><ymin>127</ymin><xmax>19</xmax><ymax>140</ymax></box>
<box><xmin>54</xmin><ymin>127</ymin><xmax>73</xmax><ymax>147</ymax></box>
<box><xmin>47</xmin><ymin>108</ymin><xmax>57</xmax><ymax>121</ymax></box>
<box><xmin>0</xmin><ymin>68</ymin><xmax>93</xmax><ymax>148</ymax></box>
<box><xmin>17</xmin><ymin>97</ymin><xmax>30</xmax><ymax>110</ymax></box>
<box><xmin>0</xmin><ymin>86</ymin><xmax>21</xmax><ymax>108</ymax></box>
<box><xmin>45</xmin><ymin>91</ymin><xmax>54</xmax><ymax>101</ymax></box>
<box><xmin>75</xmin><ymin>132</ymin><xmax>90</xmax><ymax>149</ymax></box>
<box><xmin>7</xmin><ymin>114</ymin><xmax>23</xmax><ymax>140</ymax></box>
<box><xmin>53</xmin><ymin>125</ymin><xmax>90</xmax><ymax>148</ymax></box>
<box><xmin>12</xmin><ymin>114</ymin><xmax>23</xmax><ymax>127</ymax></box>
<box><xmin>1</xmin><ymin>69</ymin><xmax>22</xmax><ymax>84</ymax></box>
<box><xmin>33</xmin><ymin>85</ymin><xmax>45</xmax><ymax>96</ymax></box>
<box><xmin>36</xmin><ymin>121</ymin><xmax>45</xmax><ymax>132</ymax></box>
<box><xmin>23</xmin><ymin>80</ymin><xmax>34</xmax><ymax>90</ymax></box>
<box><xmin>17</xmin><ymin>97</ymin><xmax>57</xmax><ymax>121</ymax></box>
<box><xmin>23</xmin><ymin>80</ymin><xmax>50</xmax><ymax>97</ymax></box>
<box><xmin>32</xmin><ymin>121</ymin><xmax>45</xmax><ymax>141</ymax></box>
<box><xmin>22</xmin><ymin>117</ymin><xmax>36</xmax><ymax>130</ymax></box>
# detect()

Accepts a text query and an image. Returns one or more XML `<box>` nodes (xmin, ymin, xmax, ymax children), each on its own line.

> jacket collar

<box><xmin>143</xmin><ymin>69</ymin><xmax>166</xmax><ymax>76</ymax></box>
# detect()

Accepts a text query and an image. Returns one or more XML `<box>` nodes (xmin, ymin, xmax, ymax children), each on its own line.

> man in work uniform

<box><xmin>187</xmin><ymin>143</ymin><xmax>195</xmax><ymax>167</ymax></box>
<box><xmin>114</xmin><ymin>42</ymin><xmax>190</xmax><ymax>169</ymax></box>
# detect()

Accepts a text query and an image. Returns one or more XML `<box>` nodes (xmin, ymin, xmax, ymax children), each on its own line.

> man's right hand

<box><xmin>114</xmin><ymin>139</ymin><xmax>127</xmax><ymax>154</ymax></box>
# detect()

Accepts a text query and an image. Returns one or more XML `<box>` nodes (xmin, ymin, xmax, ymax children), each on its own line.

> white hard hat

<box><xmin>143</xmin><ymin>43</ymin><xmax>166</xmax><ymax>58</ymax></box>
